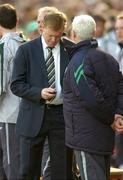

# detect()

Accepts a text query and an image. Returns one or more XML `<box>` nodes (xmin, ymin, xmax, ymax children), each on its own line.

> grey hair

<box><xmin>72</xmin><ymin>15</ymin><xmax>96</xmax><ymax>40</ymax></box>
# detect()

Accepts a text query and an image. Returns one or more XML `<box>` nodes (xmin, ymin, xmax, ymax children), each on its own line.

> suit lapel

<box><xmin>34</xmin><ymin>37</ymin><xmax>48</xmax><ymax>86</ymax></box>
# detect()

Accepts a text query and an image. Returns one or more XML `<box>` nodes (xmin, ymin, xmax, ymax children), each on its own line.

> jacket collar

<box><xmin>66</xmin><ymin>38</ymin><xmax>98</xmax><ymax>59</ymax></box>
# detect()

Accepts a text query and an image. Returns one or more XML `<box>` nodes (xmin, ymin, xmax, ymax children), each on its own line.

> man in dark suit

<box><xmin>37</xmin><ymin>6</ymin><xmax>74</xmax><ymax>180</ymax></box>
<box><xmin>10</xmin><ymin>12</ymin><xmax>72</xmax><ymax>180</ymax></box>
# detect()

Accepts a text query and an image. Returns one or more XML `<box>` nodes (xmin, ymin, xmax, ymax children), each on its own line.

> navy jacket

<box><xmin>63</xmin><ymin>39</ymin><xmax>123</xmax><ymax>154</ymax></box>
<box><xmin>10</xmin><ymin>37</ymin><xmax>71</xmax><ymax>137</ymax></box>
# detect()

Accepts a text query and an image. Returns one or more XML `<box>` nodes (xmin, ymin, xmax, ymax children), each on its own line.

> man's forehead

<box><xmin>38</xmin><ymin>12</ymin><xmax>47</xmax><ymax>22</ymax></box>
<box><xmin>46</xmin><ymin>26</ymin><xmax>63</xmax><ymax>34</ymax></box>
<box><xmin>116</xmin><ymin>19</ymin><xmax>123</xmax><ymax>28</ymax></box>
<box><xmin>54</xmin><ymin>31</ymin><xmax>63</xmax><ymax>36</ymax></box>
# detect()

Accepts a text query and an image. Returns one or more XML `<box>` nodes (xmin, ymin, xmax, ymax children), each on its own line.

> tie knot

<box><xmin>47</xmin><ymin>46</ymin><xmax>54</xmax><ymax>51</ymax></box>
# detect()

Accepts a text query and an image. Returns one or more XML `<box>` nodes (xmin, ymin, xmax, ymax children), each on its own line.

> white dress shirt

<box><xmin>41</xmin><ymin>36</ymin><xmax>63</xmax><ymax>105</ymax></box>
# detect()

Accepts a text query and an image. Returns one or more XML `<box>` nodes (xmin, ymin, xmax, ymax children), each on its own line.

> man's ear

<box><xmin>41</xmin><ymin>21</ymin><xmax>45</xmax><ymax>28</ymax></box>
<box><xmin>16</xmin><ymin>17</ymin><xmax>19</xmax><ymax>27</ymax></box>
<box><xmin>93</xmin><ymin>29</ymin><xmax>96</xmax><ymax>38</ymax></box>
<box><xmin>71</xmin><ymin>30</ymin><xmax>76</xmax><ymax>42</ymax></box>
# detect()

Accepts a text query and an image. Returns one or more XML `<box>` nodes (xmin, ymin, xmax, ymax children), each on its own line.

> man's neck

<box><xmin>1</xmin><ymin>27</ymin><xmax>16</xmax><ymax>36</ymax></box>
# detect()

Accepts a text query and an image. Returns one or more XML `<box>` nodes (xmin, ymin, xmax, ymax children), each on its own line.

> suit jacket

<box><xmin>10</xmin><ymin>36</ymin><xmax>71</xmax><ymax>137</ymax></box>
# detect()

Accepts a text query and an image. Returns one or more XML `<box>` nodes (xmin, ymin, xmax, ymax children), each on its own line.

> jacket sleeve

<box><xmin>10</xmin><ymin>45</ymin><xmax>44</xmax><ymax>104</ymax></box>
<box><xmin>115</xmin><ymin>71</ymin><xmax>123</xmax><ymax>115</ymax></box>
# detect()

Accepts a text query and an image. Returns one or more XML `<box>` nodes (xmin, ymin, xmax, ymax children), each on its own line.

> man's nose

<box><xmin>51</xmin><ymin>37</ymin><xmax>56</xmax><ymax>42</ymax></box>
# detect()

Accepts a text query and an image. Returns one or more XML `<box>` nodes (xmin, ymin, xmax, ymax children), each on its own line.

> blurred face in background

<box><xmin>37</xmin><ymin>7</ymin><xmax>59</xmax><ymax>34</ymax></box>
<box><xmin>37</xmin><ymin>11</ymin><xmax>48</xmax><ymax>34</ymax></box>
<box><xmin>115</xmin><ymin>18</ymin><xmax>123</xmax><ymax>43</ymax></box>
<box><xmin>95</xmin><ymin>21</ymin><xmax>105</xmax><ymax>38</ymax></box>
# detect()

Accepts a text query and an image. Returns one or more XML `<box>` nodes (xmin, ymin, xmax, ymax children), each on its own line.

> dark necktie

<box><xmin>46</xmin><ymin>47</ymin><xmax>55</xmax><ymax>88</ymax></box>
